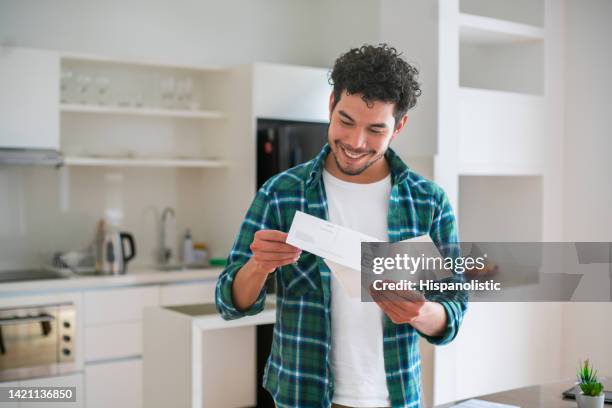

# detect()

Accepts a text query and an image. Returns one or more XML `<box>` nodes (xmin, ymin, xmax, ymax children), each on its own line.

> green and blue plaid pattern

<box><xmin>216</xmin><ymin>144</ymin><xmax>467</xmax><ymax>408</ymax></box>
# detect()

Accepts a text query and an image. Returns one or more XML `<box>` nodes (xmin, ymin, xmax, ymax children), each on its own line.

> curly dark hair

<box><xmin>328</xmin><ymin>43</ymin><xmax>421</xmax><ymax>127</ymax></box>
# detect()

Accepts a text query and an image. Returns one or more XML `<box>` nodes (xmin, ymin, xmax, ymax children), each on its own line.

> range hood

<box><xmin>0</xmin><ymin>148</ymin><xmax>63</xmax><ymax>166</ymax></box>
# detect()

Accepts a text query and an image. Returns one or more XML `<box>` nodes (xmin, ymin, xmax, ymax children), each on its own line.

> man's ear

<box><xmin>392</xmin><ymin>115</ymin><xmax>409</xmax><ymax>140</ymax></box>
<box><xmin>328</xmin><ymin>92</ymin><xmax>335</xmax><ymax>120</ymax></box>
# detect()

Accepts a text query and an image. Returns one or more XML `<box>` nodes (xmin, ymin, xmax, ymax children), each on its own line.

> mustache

<box><xmin>335</xmin><ymin>141</ymin><xmax>373</xmax><ymax>155</ymax></box>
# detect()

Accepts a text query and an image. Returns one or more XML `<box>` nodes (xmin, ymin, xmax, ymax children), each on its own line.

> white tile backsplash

<box><xmin>0</xmin><ymin>165</ymin><xmax>208</xmax><ymax>272</ymax></box>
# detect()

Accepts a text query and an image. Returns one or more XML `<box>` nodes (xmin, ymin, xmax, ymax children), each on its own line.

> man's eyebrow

<box><xmin>338</xmin><ymin>110</ymin><xmax>355</xmax><ymax>122</ymax></box>
<box><xmin>369</xmin><ymin>123</ymin><xmax>388</xmax><ymax>129</ymax></box>
<box><xmin>338</xmin><ymin>110</ymin><xmax>388</xmax><ymax>129</ymax></box>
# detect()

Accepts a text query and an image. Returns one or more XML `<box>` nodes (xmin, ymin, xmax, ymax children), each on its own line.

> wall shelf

<box><xmin>63</xmin><ymin>156</ymin><xmax>227</xmax><ymax>168</ymax></box>
<box><xmin>60</xmin><ymin>104</ymin><xmax>226</xmax><ymax>120</ymax></box>
<box><xmin>459</xmin><ymin>13</ymin><xmax>544</xmax><ymax>45</ymax></box>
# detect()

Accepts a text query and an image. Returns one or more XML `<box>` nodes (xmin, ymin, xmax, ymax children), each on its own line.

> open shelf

<box><xmin>458</xmin><ymin>175</ymin><xmax>543</xmax><ymax>242</ymax></box>
<box><xmin>458</xmin><ymin>87</ymin><xmax>544</xmax><ymax>175</ymax></box>
<box><xmin>460</xmin><ymin>13</ymin><xmax>544</xmax><ymax>45</ymax></box>
<box><xmin>460</xmin><ymin>33</ymin><xmax>544</xmax><ymax>95</ymax></box>
<box><xmin>61</xmin><ymin>104</ymin><xmax>226</xmax><ymax>119</ymax></box>
<box><xmin>64</xmin><ymin>156</ymin><xmax>227</xmax><ymax>168</ymax></box>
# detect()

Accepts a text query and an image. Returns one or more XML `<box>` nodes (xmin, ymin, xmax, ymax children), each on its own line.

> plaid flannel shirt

<box><xmin>216</xmin><ymin>144</ymin><xmax>468</xmax><ymax>408</ymax></box>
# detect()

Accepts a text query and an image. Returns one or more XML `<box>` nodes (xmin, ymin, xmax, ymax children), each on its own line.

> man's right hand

<box><xmin>249</xmin><ymin>230</ymin><xmax>302</xmax><ymax>275</ymax></box>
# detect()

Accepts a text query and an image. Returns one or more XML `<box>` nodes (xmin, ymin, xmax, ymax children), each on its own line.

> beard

<box><xmin>331</xmin><ymin>141</ymin><xmax>385</xmax><ymax>176</ymax></box>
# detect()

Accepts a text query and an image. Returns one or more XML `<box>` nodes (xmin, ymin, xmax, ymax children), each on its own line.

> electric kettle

<box><xmin>95</xmin><ymin>217</ymin><xmax>137</xmax><ymax>275</ymax></box>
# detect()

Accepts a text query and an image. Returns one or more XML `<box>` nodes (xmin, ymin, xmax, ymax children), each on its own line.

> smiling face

<box><xmin>326</xmin><ymin>91</ymin><xmax>408</xmax><ymax>183</ymax></box>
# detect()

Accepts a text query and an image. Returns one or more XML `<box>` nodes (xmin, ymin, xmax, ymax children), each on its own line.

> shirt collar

<box><xmin>306</xmin><ymin>143</ymin><xmax>412</xmax><ymax>188</ymax></box>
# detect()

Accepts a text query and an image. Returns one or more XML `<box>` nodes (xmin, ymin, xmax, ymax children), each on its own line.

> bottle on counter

<box><xmin>182</xmin><ymin>229</ymin><xmax>194</xmax><ymax>267</ymax></box>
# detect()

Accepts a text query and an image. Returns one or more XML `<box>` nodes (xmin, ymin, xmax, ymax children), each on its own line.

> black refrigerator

<box><xmin>255</xmin><ymin>118</ymin><xmax>327</xmax><ymax>407</ymax></box>
<box><xmin>257</xmin><ymin>118</ymin><xmax>328</xmax><ymax>189</ymax></box>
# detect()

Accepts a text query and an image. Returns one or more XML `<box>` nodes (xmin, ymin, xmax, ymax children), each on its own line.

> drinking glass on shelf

<box><xmin>60</xmin><ymin>70</ymin><xmax>73</xmax><ymax>103</ymax></box>
<box><xmin>177</xmin><ymin>78</ymin><xmax>194</xmax><ymax>110</ymax></box>
<box><xmin>132</xmin><ymin>92</ymin><xmax>144</xmax><ymax>108</ymax></box>
<box><xmin>77</xmin><ymin>74</ymin><xmax>92</xmax><ymax>104</ymax></box>
<box><xmin>116</xmin><ymin>90</ymin><xmax>131</xmax><ymax>107</ymax></box>
<box><xmin>95</xmin><ymin>76</ymin><xmax>110</xmax><ymax>105</ymax></box>
<box><xmin>159</xmin><ymin>77</ymin><xmax>175</xmax><ymax>109</ymax></box>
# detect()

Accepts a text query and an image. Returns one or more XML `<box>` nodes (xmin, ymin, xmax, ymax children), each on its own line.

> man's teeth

<box><xmin>342</xmin><ymin>147</ymin><xmax>367</xmax><ymax>159</ymax></box>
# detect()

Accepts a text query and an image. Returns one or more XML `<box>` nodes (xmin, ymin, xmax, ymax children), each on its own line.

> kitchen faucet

<box><xmin>158</xmin><ymin>206</ymin><xmax>176</xmax><ymax>265</ymax></box>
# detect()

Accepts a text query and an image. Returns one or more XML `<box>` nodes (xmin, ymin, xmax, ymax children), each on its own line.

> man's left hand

<box><xmin>369</xmin><ymin>281</ymin><xmax>447</xmax><ymax>337</ymax></box>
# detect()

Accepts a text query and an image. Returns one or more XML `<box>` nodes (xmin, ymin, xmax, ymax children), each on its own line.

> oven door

<box><xmin>0</xmin><ymin>303</ymin><xmax>75</xmax><ymax>382</ymax></box>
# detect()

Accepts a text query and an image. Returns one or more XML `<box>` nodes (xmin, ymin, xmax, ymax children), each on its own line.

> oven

<box><xmin>0</xmin><ymin>302</ymin><xmax>76</xmax><ymax>382</ymax></box>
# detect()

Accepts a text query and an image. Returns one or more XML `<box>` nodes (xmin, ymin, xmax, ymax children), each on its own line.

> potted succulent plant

<box><xmin>576</xmin><ymin>360</ymin><xmax>605</xmax><ymax>408</ymax></box>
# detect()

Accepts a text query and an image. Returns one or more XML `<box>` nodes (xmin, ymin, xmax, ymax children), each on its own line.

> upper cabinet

<box><xmin>252</xmin><ymin>63</ymin><xmax>330</xmax><ymax>123</ymax></box>
<box><xmin>0</xmin><ymin>47</ymin><xmax>60</xmax><ymax>150</ymax></box>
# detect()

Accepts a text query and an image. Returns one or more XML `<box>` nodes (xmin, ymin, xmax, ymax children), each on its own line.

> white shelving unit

<box><xmin>432</xmin><ymin>0</ymin><xmax>565</xmax><ymax>406</ymax></box>
<box><xmin>59</xmin><ymin>54</ymin><xmax>231</xmax><ymax>169</ymax></box>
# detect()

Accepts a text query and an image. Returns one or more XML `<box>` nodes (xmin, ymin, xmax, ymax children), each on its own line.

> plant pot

<box><xmin>576</xmin><ymin>392</ymin><xmax>604</xmax><ymax>408</ymax></box>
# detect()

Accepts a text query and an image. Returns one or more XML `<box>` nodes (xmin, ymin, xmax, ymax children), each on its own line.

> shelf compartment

<box><xmin>460</xmin><ymin>13</ymin><xmax>544</xmax><ymax>45</ymax></box>
<box><xmin>459</xmin><ymin>13</ymin><xmax>544</xmax><ymax>95</ymax></box>
<box><xmin>64</xmin><ymin>156</ymin><xmax>227</xmax><ymax>168</ymax></box>
<box><xmin>458</xmin><ymin>175</ymin><xmax>543</xmax><ymax>242</ymax></box>
<box><xmin>460</xmin><ymin>0</ymin><xmax>544</xmax><ymax>27</ymax></box>
<box><xmin>458</xmin><ymin>87</ymin><xmax>545</xmax><ymax>176</ymax></box>
<box><xmin>61</xmin><ymin>104</ymin><xmax>226</xmax><ymax>119</ymax></box>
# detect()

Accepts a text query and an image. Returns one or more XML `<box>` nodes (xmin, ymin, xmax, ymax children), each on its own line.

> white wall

<box><xmin>0</xmin><ymin>0</ymin><xmax>380</xmax><ymax>68</ymax></box>
<box><xmin>0</xmin><ymin>0</ymin><xmax>383</xmax><ymax>269</ymax></box>
<box><xmin>561</xmin><ymin>0</ymin><xmax>612</xmax><ymax>378</ymax></box>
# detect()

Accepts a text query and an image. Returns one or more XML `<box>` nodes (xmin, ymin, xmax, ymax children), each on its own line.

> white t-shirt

<box><xmin>323</xmin><ymin>169</ymin><xmax>392</xmax><ymax>408</ymax></box>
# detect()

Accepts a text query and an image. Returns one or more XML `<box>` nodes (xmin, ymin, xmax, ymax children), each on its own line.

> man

<box><xmin>216</xmin><ymin>44</ymin><xmax>467</xmax><ymax>408</ymax></box>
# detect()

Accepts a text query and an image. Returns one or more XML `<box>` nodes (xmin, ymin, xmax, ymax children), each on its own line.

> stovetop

<box><xmin>0</xmin><ymin>269</ymin><xmax>67</xmax><ymax>283</ymax></box>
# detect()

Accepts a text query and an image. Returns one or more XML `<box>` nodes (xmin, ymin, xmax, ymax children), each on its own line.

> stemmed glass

<box><xmin>95</xmin><ymin>76</ymin><xmax>110</xmax><ymax>105</ymax></box>
<box><xmin>159</xmin><ymin>77</ymin><xmax>175</xmax><ymax>109</ymax></box>
<box><xmin>60</xmin><ymin>70</ymin><xmax>73</xmax><ymax>103</ymax></box>
<box><xmin>176</xmin><ymin>78</ymin><xmax>193</xmax><ymax>109</ymax></box>
<box><xmin>77</xmin><ymin>74</ymin><xmax>92</xmax><ymax>104</ymax></box>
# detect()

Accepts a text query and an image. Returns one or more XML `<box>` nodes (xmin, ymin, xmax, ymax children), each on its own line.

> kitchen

<box><xmin>1</xmin><ymin>1</ymin><xmax>611</xmax><ymax>408</ymax></box>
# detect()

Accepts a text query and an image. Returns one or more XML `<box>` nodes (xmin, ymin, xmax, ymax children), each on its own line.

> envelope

<box><xmin>286</xmin><ymin>211</ymin><xmax>438</xmax><ymax>298</ymax></box>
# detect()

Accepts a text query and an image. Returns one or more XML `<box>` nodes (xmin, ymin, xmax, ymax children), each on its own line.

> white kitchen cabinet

<box><xmin>19</xmin><ymin>373</ymin><xmax>84</xmax><ymax>408</ymax></box>
<box><xmin>84</xmin><ymin>321</ymin><xmax>143</xmax><ymax>362</ymax></box>
<box><xmin>0</xmin><ymin>47</ymin><xmax>59</xmax><ymax>150</ymax></box>
<box><xmin>85</xmin><ymin>358</ymin><xmax>142</xmax><ymax>408</ymax></box>
<box><xmin>252</xmin><ymin>63</ymin><xmax>330</xmax><ymax>123</ymax></box>
<box><xmin>159</xmin><ymin>281</ymin><xmax>216</xmax><ymax>306</ymax></box>
<box><xmin>83</xmin><ymin>286</ymin><xmax>159</xmax><ymax>326</ymax></box>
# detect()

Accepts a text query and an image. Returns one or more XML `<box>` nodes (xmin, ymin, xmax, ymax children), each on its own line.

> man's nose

<box><xmin>345</xmin><ymin>128</ymin><xmax>368</xmax><ymax>150</ymax></box>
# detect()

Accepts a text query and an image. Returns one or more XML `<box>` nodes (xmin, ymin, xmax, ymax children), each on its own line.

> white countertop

<box><xmin>0</xmin><ymin>267</ymin><xmax>223</xmax><ymax>295</ymax></box>
<box><xmin>161</xmin><ymin>296</ymin><xmax>277</xmax><ymax>330</ymax></box>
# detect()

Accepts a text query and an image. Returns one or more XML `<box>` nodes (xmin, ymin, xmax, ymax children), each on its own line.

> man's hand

<box><xmin>249</xmin><ymin>230</ymin><xmax>302</xmax><ymax>275</ymax></box>
<box><xmin>369</xmin><ymin>281</ymin><xmax>447</xmax><ymax>337</ymax></box>
<box><xmin>232</xmin><ymin>229</ymin><xmax>301</xmax><ymax>311</ymax></box>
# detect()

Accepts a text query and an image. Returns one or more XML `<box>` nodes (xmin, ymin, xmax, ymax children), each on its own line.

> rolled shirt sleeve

<box><xmin>215</xmin><ymin>186</ymin><xmax>278</xmax><ymax>320</ymax></box>
<box><xmin>419</xmin><ymin>188</ymin><xmax>469</xmax><ymax>345</ymax></box>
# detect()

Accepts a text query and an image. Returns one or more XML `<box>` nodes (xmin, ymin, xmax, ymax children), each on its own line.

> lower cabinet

<box><xmin>85</xmin><ymin>358</ymin><xmax>142</xmax><ymax>408</ymax></box>
<box><xmin>0</xmin><ymin>279</ymin><xmax>217</xmax><ymax>407</ymax></box>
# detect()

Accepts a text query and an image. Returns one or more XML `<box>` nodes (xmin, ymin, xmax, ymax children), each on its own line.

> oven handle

<box><xmin>0</xmin><ymin>313</ymin><xmax>55</xmax><ymax>326</ymax></box>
